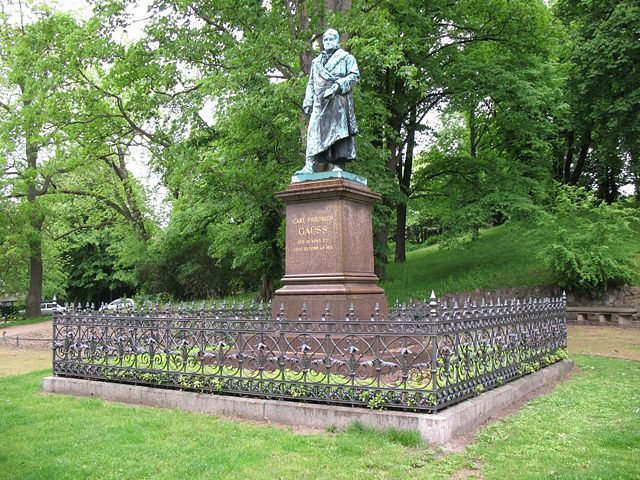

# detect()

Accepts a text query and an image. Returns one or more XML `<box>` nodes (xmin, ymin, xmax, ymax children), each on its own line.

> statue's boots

<box><xmin>294</xmin><ymin>158</ymin><xmax>315</xmax><ymax>175</ymax></box>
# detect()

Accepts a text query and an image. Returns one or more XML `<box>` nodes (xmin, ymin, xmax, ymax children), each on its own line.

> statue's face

<box><xmin>322</xmin><ymin>31</ymin><xmax>339</xmax><ymax>51</ymax></box>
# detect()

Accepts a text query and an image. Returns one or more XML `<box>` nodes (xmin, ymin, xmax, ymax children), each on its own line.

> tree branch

<box><xmin>53</xmin><ymin>188</ymin><xmax>131</xmax><ymax>221</ymax></box>
<box><xmin>47</xmin><ymin>220</ymin><xmax>115</xmax><ymax>242</ymax></box>
<box><xmin>78</xmin><ymin>71</ymin><xmax>172</xmax><ymax>148</ymax></box>
<box><xmin>0</xmin><ymin>99</ymin><xmax>11</xmax><ymax>113</ymax></box>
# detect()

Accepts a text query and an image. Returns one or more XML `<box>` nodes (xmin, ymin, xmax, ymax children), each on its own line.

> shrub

<box><xmin>534</xmin><ymin>186</ymin><xmax>638</xmax><ymax>294</ymax></box>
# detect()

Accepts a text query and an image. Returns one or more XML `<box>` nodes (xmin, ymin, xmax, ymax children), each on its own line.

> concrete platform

<box><xmin>42</xmin><ymin>360</ymin><xmax>573</xmax><ymax>445</ymax></box>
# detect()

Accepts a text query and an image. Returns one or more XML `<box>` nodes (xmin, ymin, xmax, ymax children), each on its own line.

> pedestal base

<box><xmin>273</xmin><ymin>286</ymin><xmax>388</xmax><ymax>321</ymax></box>
<box><xmin>272</xmin><ymin>178</ymin><xmax>387</xmax><ymax>321</ymax></box>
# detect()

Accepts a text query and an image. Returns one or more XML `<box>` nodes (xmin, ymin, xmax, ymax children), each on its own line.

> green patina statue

<box><xmin>295</xmin><ymin>29</ymin><xmax>360</xmax><ymax>175</ymax></box>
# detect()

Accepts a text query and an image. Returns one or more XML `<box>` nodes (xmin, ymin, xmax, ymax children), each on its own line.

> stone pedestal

<box><xmin>272</xmin><ymin>177</ymin><xmax>387</xmax><ymax>320</ymax></box>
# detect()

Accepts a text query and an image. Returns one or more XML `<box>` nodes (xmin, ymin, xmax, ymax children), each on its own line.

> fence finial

<box><xmin>429</xmin><ymin>291</ymin><xmax>438</xmax><ymax>318</ymax></box>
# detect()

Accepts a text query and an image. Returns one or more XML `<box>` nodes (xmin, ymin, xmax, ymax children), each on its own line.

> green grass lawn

<box><xmin>1</xmin><ymin>355</ymin><xmax>638</xmax><ymax>479</ymax></box>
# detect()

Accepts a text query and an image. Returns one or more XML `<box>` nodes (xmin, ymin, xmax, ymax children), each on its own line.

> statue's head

<box><xmin>322</xmin><ymin>29</ymin><xmax>340</xmax><ymax>51</ymax></box>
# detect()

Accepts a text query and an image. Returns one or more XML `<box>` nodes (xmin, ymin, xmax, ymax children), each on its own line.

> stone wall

<box><xmin>435</xmin><ymin>285</ymin><xmax>640</xmax><ymax>325</ymax></box>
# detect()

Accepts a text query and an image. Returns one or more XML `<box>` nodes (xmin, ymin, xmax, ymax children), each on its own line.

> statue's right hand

<box><xmin>303</xmin><ymin>106</ymin><xmax>312</xmax><ymax>116</ymax></box>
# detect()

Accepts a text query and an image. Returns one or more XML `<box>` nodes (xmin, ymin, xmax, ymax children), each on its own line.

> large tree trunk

<box><xmin>563</xmin><ymin>130</ymin><xmax>575</xmax><ymax>183</ymax></box>
<box><xmin>569</xmin><ymin>130</ymin><xmax>591</xmax><ymax>185</ymax></box>
<box><xmin>25</xmin><ymin>140</ymin><xmax>43</xmax><ymax>318</ymax></box>
<box><xmin>25</xmin><ymin>227</ymin><xmax>44</xmax><ymax>317</ymax></box>
<box><xmin>259</xmin><ymin>273</ymin><xmax>274</xmax><ymax>302</ymax></box>
<box><xmin>395</xmin><ymin>202</ymin><xmax>407</xmax><ymax>263</ymax></box>
<box><xmin>597</xmin><ymin>162</ymin><xmax>619</xmax><ymax>203</ymax></box>
<box><xmin>374</xmin><ymin>223</ymin><xmax>388</xmax><ymax>280</ymax></box>
<box><xmin>394</xmin><ymin>107</ymin><xmax>417</xmax><ymax>263</ymax></box>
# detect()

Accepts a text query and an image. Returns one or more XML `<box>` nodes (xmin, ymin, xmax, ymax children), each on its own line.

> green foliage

<box><xmin>358</xmin><ymin>390</ymin><xmax>389</xmax><ymax>410</ymax></box>
<box><xmin>63</xmin><ymin>226</ymin><xmax>137</xmax><ymax>304</ymax></box>
<box><xmin>413</xmin><ymin>112</ymin><xmax>545</xmax><ymax>247</ymax></box>
<box><xmin>0</xmin><ymin>4</ymin><xmax>159</xmax><ymax>309</ymax></box>
<box><xmin>532</xmin><ymin>186</ymin><xmax>638</xmax><ymax>294</ymax></box>
<box><xmin>138</xmin><ymin>203</ymin><xmax>245</xmax><ymax>299</ymax></box>
<box><xmin>1</xmin><ymin>0</ymin><xmax>639</xmax><ymax>307</ymax></box>
<box><xmin>384</xmin><ymin>187</ymin><xmax>639</xmax><ymax>300</ymax></box>
<box><xmin>553</xmin><ymin>0</ymin><xmax>640</xmax><ymax>199</ymax></box>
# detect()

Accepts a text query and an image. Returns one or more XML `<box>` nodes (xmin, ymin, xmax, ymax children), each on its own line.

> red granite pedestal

<box><xmin>272</xmin><ymin>178</ymin><xmax>388</xmax><ymax>321</ymax></box>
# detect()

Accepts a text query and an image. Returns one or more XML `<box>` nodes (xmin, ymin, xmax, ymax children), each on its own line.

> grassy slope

<box><xmin>1</xmin><ymin>356</ymin><xmax>638</xmax><ymax>479</ymax></box>
<box><xmin>382</xmin><ymin>225</ymin><xmax>554</xmax><ymax>301</ymax></box>
<box><xmin>381</xmin><ymin>221</ymin><xmax>640</xmax><ymax>302</ymax></box>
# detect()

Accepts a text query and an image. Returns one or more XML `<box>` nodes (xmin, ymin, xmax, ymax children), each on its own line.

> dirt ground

<box><xmin>567</xmin><ymin>324</ymin><xmax>640</xmax><ymax>361</ymax></box>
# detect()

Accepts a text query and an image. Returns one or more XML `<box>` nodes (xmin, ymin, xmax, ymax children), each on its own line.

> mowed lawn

<box><xmin>1</xmin><ymin>326</ymin><xmax>639</xmax><ymax>479</ymax></box>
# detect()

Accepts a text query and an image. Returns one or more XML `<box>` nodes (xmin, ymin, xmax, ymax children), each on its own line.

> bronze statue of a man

<box><xmin>296</xmin><ymin>29</ymin><xmax>360</xmax><ymax>175</ymax></box>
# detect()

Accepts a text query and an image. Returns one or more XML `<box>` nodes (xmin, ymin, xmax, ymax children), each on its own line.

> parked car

<box><xmin>99</xmin><ymin>298</ymin><xmax>136</xmax><ymax>312</ymax></box>
<box><xmin>40</xmin><ymin>302</ymin><xmax>67</xmax><ymax>315</ymax></box>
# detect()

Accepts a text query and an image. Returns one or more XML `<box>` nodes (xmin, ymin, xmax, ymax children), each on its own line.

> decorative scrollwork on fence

<box><xmin>52</xmin><ymin>294</ymin><xmax>567</xmax><ymax>412</ymax></box>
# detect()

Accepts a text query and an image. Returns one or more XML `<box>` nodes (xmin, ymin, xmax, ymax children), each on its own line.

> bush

<box><xmin>536</xmin><ymin>186</ymin><xmax>638</xmax><ymax>294</ymax></box>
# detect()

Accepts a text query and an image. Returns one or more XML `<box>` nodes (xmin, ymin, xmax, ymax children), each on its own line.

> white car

<box><xmin>99</xmin><ymin>298</ymin><xmax>136</xmax><ymax>312</ymax></box>
<box><xmin>41</xmin><ymin>302</ymin><xmax>67</xmax><ymax>315</ymax></box>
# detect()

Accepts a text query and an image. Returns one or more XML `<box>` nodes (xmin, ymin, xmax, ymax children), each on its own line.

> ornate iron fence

<box><xmin>52</xmin><ymin>294</ymin><xmax>567</xmax><ymax>413</ymax></box>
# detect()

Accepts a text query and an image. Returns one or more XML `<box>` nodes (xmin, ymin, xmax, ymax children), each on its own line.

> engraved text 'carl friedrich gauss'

<box><xmin>292</xmin><ymin>215</ymin><xmax>334</xmax><ymax>252</ymax></box>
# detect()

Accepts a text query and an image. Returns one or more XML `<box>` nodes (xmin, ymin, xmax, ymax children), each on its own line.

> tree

<box><xmin>0</xmin><ymin>3</ymin><xmax>86</xmax><ymax>315</ymax></box>
<box><xmin>0</xmin><ymin>1</ymin><xmax>165</xmax><ymax>311</ymax></box>
<box><xmin>554</xmin><ymin>0</ymin><xmax>640</xmax><ymax>200</ymax></box>
<box><xmin>339</xmin><ymin>0</ymin><xmax>558</xmax><ymax>265</ymax></box>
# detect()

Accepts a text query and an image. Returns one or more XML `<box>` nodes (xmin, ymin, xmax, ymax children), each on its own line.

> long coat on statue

<box><xmin>303</xmin><ymin>48</ymin><xmax>359</xmax><ymax>163</ymax></box>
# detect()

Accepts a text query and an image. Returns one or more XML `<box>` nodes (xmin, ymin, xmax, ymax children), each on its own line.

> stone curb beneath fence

<box><xmin>42</xmin><ymin>359</ymin><xmax>573</xmax><ymax>445</ymax></box>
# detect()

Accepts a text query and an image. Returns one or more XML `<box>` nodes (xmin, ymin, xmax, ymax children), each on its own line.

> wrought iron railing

<box><xmin>52</xmin><ymin>294</ymin><xmax>567</xmax><ymax>413</ymax></box>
